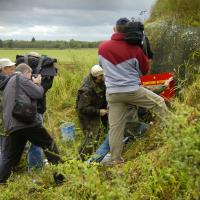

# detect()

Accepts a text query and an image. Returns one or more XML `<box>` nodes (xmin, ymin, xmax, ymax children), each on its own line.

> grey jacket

<box><xmin>3</xmin><ymin>74</ymin><xmax>44</xmax><ymax>134</ymax></box>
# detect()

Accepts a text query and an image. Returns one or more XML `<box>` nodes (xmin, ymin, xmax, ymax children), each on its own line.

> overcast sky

<box><xmin>0</xmin><ymin>0</ymin><xmax>157</xmax><ymax>41</ymax></box>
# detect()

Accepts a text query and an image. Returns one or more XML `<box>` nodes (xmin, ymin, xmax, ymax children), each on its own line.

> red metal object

<box><xmin>140</xmin><ymin>73</ymin><xmax>175</xmax><ymax>101</ymax></box>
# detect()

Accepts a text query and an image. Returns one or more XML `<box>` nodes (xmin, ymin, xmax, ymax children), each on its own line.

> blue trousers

<box><xmin>27</xmin><ymin>144</ymin><xmax>43</xmax><ymax>170</ymax></box>
<box><xmin>27</xmin><ymin>114</ymin><xmax>43</xmax><ymax>170</ymax></box>
<box><xmin>89</xmin><ymin>134</ymin><xmax>110</xmax><ymax>163</ymax></box>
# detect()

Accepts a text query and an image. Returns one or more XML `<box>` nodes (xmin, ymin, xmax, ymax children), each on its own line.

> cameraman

<box><xmin>24</xmin><ymin>52</ymin><xmax>55</xmax><ymax>171</ymax></box>
<box><xmin>26</xmin><ymin>52</ymin><xmax>44</xmax><ymax>171</ymax></box>
<box><xmin>98</xmin><ymin>18</ymin><xmax>168</xmax><ymax>166</ymax></box>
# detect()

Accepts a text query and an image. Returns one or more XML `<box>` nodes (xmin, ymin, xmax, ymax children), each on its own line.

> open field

<box><xmin>0</xmin><ymin>48</ymin><xmax>98</xmax><ymax>65</ymax></box>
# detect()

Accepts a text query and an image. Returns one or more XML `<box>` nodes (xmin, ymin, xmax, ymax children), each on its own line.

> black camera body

<box><xmin>124</xmin><ymin>20</ymin><xmax>154</xmax><ymax>59</ymax></box>
<box><xmin>32</xmin><ymin>74</ymin><xmax>39</xmax><ymax>78</ymax></box>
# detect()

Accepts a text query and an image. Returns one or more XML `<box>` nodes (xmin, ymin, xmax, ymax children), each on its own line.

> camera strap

<box><xmin>14</xmin><ymin>74</ymin><xmax>21</xmax><ymax>103</ymax></box>
<box><xmin>23</xmin><ymin>55</ymin><xmax>29</xmax><ymax>65</ymax></box>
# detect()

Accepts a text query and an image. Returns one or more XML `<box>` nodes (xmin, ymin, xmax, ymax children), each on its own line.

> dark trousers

<box><xmin>78</xmin><ymin>116</ymin><xmax>108</xmax><ymax>161</ymax></box>
<box><xmin>0</xmin><ymin>126</ymin><xmax>62</xmax><ymax>183</ymax></box>
<box><xmin>79</xmin><ymin>129</ymin><xmax>100</xmax><ymax>161</ymax></box>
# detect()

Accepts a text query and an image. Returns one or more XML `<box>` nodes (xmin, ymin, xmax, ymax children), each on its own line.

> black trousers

<box><xmin>0</xmin><ymin>126</ymin><xmax>62</xmax><ymax>183</ymax></box>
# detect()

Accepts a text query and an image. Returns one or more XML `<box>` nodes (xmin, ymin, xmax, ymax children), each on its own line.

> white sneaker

<box><xmin>101</xmin><ymin>153</ymin><xmax>111</xmax><ymax>163</ymax></box>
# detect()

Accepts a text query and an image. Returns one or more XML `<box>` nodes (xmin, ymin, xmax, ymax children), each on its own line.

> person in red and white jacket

<box><xmin>98</xmin><ymin>18</ymin><xmax>169</xmax><ymax>166</ymax></box>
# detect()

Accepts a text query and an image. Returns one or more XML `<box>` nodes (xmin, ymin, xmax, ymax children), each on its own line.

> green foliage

<box><xmin>145</xmin><ymin>21</ymin><xmax>200</xmax><ymax>90</ymax></box>
<box><xmin>0</xmin><ymin>40</ymin><xmax>101</xmax><ymax>49</ymax></box>
<box><xmin>0</xmin><ymin>49</ymin><xmax>199</xmax><ymax>200</ymax></box>
<box><xmin>31</xmin><ymin>37</ymin><xmax>36</xmax><ymax>42</ymax></box>
<box><xmin>149</xmin><ymin>0</ymin><xmax>200</xmax><ymax>26</ymax></box>
<box><xmin>0</xmin><ymin>39</ymin><xmax>3</xmax><ymax>48</ymax></box>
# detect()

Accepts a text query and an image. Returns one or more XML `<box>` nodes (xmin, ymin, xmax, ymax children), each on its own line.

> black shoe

<box><xmin>53</xmin><ymin>172</ymin><xmax>65</xmax><ymax>185</ymax></box>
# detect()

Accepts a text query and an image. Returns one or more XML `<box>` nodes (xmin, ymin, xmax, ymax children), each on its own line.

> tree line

<box><xmin>0</xmin><ymin>39</ymin><xmax>101</xmax><ymax>49</ymax></box>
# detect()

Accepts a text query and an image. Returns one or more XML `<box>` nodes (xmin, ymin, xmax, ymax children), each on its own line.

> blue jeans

<box><xmin>27</xmin><ymin>114</ymin><xmax>43</xmax><ymax>170</ymax></box>
<box><xmin>89</xmin><ymin>122</ymin><xmax>149</xmax><ymax>163</ymax></box>
<box><xmin>89</xmin><ymin>134</ymin><xmax>110</xmax><ymax>163</ymax></box>
<box><xmin>27</xmin><ymin>144</ymin><xmax>43</xmax><ymax>170</ymax></box>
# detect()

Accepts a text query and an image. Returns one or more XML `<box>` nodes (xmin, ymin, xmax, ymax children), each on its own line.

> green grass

<box><xmin>0</xmin><ymin>48</ymin><xmax>98</xmax><ymax>63</ymax></box>
<box><xmin>0</xmin><ymin>49</ymin><xmax>200</xmax><ymax>200</ymax></box>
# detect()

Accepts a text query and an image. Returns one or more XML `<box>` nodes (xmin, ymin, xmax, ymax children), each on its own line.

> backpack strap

<box><xmin>142</xmin><ymin>33</ymin><xmax>148</xmax><ymax>56</ymax></box>
<box><xmin>15</xmin><ymin>74</ymin><xmax>21</xmax><ymax>103</ymax></box>
<box><xmin>24</xmin><ymin>55</ymin><xmax>29</xmax><ymax>65</ymax></box>
<box><xmin>36</xmin><ymin>56</ymin><xmax>45</xmax><ymax>74</ymax></box>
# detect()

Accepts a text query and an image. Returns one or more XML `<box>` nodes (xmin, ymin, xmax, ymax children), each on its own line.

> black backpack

<box><xmin>16</xmin><ymin>54</ymin><xmax>58</xmax><ymax>114</ymax></box>
<box><xmin>16</xmin><ymin>54</ymin><xmax>57</xmax><ymax>91</ymax></box>
<box><xmin>16</xmin><ymin>55</ymin><xmax>57</xmax><ymax>76</ymax></box>
<box><xmin>124</xmin><ymin>21</ymin><xmax>154</xmax><ymax>59</ymax></box>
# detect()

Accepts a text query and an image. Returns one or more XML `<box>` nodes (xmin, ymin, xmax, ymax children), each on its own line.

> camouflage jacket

<box><xmin>76</xmin><ymin>74</ymin><xmax>107</xmax><ymax>122</ymax></box>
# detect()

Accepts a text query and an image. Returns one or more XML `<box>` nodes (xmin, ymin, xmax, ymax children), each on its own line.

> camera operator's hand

<box><xmin>163</xmin><ymin>77</ymin><xmax>173</xmax><ymax>88</ymax></box>
<box><xmin>32</xmin><ymin>74</ymin><xmax>42</xmax><ymax>86</ymax></box>
<box><xmin>100</xmin><ymin>109</ymin><xmax>108</xmax><ymax>116</ymax></box>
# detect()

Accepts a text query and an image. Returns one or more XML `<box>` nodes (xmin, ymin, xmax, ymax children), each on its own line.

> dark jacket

<box><xmin>0</xmin><ymin>73</ymin><xmax>14</xmax><ymax>90</ymax></box>
<box><xmin>76</xmin><ymin>74</ymin><xmax>107</xmax><ymax>125</ymax></box>
<box><xmin>3</xmin><ymin>74</ymin><xmax>44</xmax><ymax>134</ymax></box>
<box><xmin>37</xmin><ymin>76</ymin><xmax>54</xmax><ymax>114</ymax></box>
<box><xmin>0</xmin><ymin>73</ymin><xmax>15</xmax><ymax>135</ymax></box>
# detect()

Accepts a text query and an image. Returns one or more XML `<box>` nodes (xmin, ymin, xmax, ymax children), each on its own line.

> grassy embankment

<box><xmin>0</xmin><ymin>48</ymin><xmax>199</xmax><ymax>200</ymax></box>
<box><xmin>148</xmin><ymin>0</ymin><xmax>200</xmax><ymax>26</ymax></box>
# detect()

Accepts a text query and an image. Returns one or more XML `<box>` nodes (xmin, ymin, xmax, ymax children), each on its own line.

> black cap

<box><xmin>116</xmin><ymin>18</ymin><xmax>130</xmax><ymax>26</ymax></box>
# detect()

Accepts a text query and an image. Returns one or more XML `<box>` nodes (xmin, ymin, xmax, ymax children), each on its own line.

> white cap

<box><xmin>0</xmin><ymin>58</ymin><xmax>15</xmax><ymax>69</ymax></box>
<box><xmin>90</xmin><ymin>65</ymin><xmax>104</xmax><ymax>77</ymax></box>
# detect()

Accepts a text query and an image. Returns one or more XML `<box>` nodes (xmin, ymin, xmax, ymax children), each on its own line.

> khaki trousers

<box><xmin>106</xmin><ymin>86</ymin><xmax>168</xmax><ymax>160</ymax></box>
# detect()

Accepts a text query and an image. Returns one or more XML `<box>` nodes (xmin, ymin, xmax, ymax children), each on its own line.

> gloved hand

<box><xmin>163</xmin><ymin>77</ymin><xmax>173</xmax><ymax>87</ymax></box>
<box><xmin>100</xmin><ymin>109</ymin><xmax>108</xmax><ymax>116</ymax></box>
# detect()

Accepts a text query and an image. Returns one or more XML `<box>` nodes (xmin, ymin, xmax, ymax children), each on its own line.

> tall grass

<box><xmin>0</xmin><ymin>89</ymin><xmax>199</xmax><ymax>200</ymax></box>
<box><xmin>0</xmin><ymin>49</ymin><xmax>199</xmax><ymax>200</ymax></box>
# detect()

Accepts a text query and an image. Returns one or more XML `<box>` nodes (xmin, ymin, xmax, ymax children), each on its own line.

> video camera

<box><xmin>16</xmin><ymin>55</ymin><xmax>57</xmax><ymax>92</ymax></box>
<box><xmin>124</xmin><ymin>19</ymin><xmax>154</xmax><ymax>59</ymax></box>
